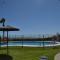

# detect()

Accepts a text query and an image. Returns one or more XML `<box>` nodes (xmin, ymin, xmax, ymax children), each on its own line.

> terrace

<box><xmin>0</xmin><ymin>18</ymin><xmax>60</xmax><ymax>60</ymax></box>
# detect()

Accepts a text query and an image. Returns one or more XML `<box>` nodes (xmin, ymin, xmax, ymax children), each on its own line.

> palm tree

<box><xmin>0</xmin><ymin>18</ymin><xmax>5</xmax><ymax>26</ymax></box>
<box><xmin>0</xmin><ymin>18</ymin><xmax>5</xmax><ymax>40</ymax></box>
<box><xmin>0</xmin><ymin>18</ymin><xmax>5</xmax><ymax>49</ymax></box>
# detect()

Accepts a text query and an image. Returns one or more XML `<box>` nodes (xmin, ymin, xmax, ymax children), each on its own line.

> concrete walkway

<box><xmin>54</xmin><ymin>53</ymin><xmax>60</xmax><ymax>60</ymax></box>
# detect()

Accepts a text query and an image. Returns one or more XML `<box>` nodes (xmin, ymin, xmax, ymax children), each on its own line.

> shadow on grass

<box><xmin>0</xmin><ymin>54</ymin><xmax>13</xmax><ymax>60</ymax></box>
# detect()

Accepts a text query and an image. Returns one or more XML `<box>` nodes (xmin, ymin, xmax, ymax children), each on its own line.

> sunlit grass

<box><xmin>0</xmin><ymin>46</ymin><xmax>60</xmax><ymax>60</ymax></box>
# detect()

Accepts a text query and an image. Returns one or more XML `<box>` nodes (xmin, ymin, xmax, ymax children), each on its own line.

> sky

<box><xmin>0</xmin><ymin>0</ymin><xmax>60</xmax><ymax>36</ymax></box>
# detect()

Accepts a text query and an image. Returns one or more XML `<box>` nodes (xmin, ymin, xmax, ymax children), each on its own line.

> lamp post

<box><xmin>43</xmin><ymin>35</ymin><xmax>44</xmax><ymax>48</ymax></box>
<box><xmin>21</xmin><ymin>35</ymin><xmax>24</xmax><ymax>48</ymax></box>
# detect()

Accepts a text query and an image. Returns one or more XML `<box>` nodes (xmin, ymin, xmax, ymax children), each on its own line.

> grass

<box><xmin>0</xmin><ymin>46</ymin><xmax>60</xmax><ymax>60</ymax></box>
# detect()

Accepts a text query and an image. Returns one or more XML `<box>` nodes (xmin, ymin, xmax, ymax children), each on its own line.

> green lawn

<box><xmin>0</xmin><ymin>46</ymin><xmax>60</xmax><ymax>60</ymax></box>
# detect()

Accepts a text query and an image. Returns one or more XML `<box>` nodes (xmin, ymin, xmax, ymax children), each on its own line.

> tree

<box><xmin>0</xmin><ymin>18</ymin><xmax>5</xmax><ymax>26</ymax></box>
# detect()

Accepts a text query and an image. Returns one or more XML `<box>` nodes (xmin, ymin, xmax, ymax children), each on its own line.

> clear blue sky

<box><xmin>0</xmin><ymin>0</ymin><xmax>60</xmax><ymax>36</ymax></box>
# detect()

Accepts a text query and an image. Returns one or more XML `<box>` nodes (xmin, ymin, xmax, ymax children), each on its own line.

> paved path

<box><xmin>54</xmin><ymin>53</ymin><xmax>60</xmax><ymax>60</ymax></box>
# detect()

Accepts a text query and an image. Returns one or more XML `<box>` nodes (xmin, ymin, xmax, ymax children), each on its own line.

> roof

<box><xmin>0</xmin><ymin>25</ymin><xmax>20</xmax><ymax>31</ymax></box>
